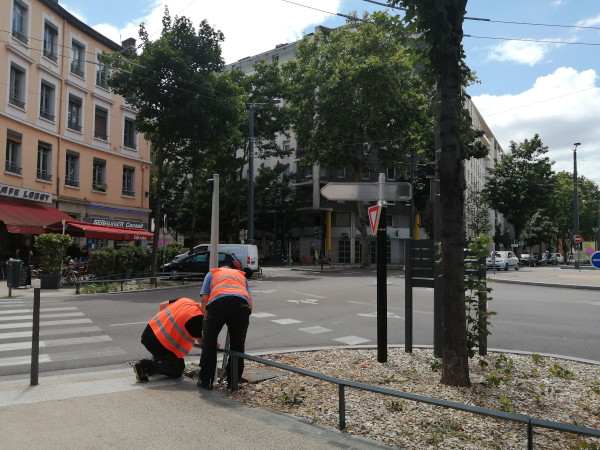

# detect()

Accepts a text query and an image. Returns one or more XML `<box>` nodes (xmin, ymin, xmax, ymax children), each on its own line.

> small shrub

<box><xmin>549</xmin><ymin>363</ymin><xmax>574</xmax><ymax>379</ymax></box>
<box><xmin>279</xmin><ymin>390</ymin><xmax>304</xmax><ymax>406</ymax></box>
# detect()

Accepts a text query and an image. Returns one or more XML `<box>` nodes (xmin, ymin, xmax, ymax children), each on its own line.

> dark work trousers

<box><xmin>199</xmin><ymin>296</ymin><xmax>251</xmax><ymax>385</ymax></box>
<box><xmin>140</xmin><ymin>324</ymin><xmax>186</xmax><ymax>377</ymax></box>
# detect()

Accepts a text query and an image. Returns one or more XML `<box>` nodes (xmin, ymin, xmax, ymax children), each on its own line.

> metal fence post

<box><xmin>30</xmin><ymin>278</ymin><xmax>41</xmax><ymax>386</ymax></box>
<box><xmin>230</xmin><ymin>353</ymin><xmax>239</xmax><ymax>391</ymax></box>
<box><xmin>338</xmin><ymin>384</ymin><xmax>346</xmax><ymax>430</ymax></box>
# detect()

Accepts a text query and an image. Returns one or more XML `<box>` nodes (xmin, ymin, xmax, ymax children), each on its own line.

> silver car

<box><xmin>486</xmin><ymin>251</ymin><xmax>520</xmax><ymax>271</ymax></box>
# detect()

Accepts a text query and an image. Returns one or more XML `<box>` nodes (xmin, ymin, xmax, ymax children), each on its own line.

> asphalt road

<box><xmin>1</xmin><ymin>267</ymin><xmax>599</xmax><ymax>377</ymax></box>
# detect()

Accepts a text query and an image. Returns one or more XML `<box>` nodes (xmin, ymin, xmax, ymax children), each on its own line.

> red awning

<box><xmin>0</xmin><ymin>198</ymin><xmax>74</xmax><ymax>234</ymax></box>
<box><xmin>45</xmin><ymin>220</ymin><xmax>153</xmax><ymax>241</ymax></box>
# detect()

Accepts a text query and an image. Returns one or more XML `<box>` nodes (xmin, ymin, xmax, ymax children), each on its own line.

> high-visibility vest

<box><xmin>149</xmin><ymin>297</ymin><xmax>202</xmax><ymax>358</ymax></box>
<box><xmin>207</xmin><ymin>268</ymin><xmax>252</xmax><ymax>310</ymax></box>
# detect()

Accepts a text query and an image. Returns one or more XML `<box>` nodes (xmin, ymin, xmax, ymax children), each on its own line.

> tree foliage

<box><xmin>465</xmin><ymin>184</ymin><xmax>491</xmax><ymax>237</ymax></box>
<box><xmin>483</xmin><ymin>134</ymin><xmax>555</xmax><ymax>240</ymax></box>
<box><xmin>281</xmin><ymin>12</ymin><xmax>434</xmax><ymax>265</ymax></box>
<box><xmin>106</xmin><ymin>8</ymin><xmax>244</xmax><ymax>267</ymax></box>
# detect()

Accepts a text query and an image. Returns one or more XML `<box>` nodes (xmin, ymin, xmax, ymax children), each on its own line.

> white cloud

<box><xmin>473</xmin><ymin>68</ymin><xmax>600</xmax><ymax>185</ymax></box>
<box><xmin>487</xmin><ymin>40</ymin><xmax>553</xmax><ymax>66</ymax></box>
<box><xmin>576</xmin><ymin>13</ymin><xmax>600</xmax><ymax>27</ymax></box>
<box><xmin>88</xmin><ymin>0</ymin><xmax>342</xmax><ymax>64</ymax></box>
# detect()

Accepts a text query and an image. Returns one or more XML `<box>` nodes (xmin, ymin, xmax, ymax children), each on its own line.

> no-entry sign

<box><xmin>573</xmin><ymin>235</ymin><xmax>583</xmax><ymax>244</ymax></box>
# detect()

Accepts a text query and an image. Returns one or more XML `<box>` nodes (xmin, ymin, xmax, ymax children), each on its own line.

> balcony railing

<box><xmin>122</xmin><ymin>188</ymin><xmax>135</xmax><ymax>197</ymax></box>
<box><xmin>39</xmin><ymin>110</ymin><xmax>55</xmax><ymax>121</ymax></box>
<box><xmin>70</xmin><ymin>61</ymin><xmax>84</xmax><ymax>77</ymax></box>
<box><xmin>9</xmin><ymin>96</ymin><xmax>25</xmax><ymax>109</ymax></box>
<box><xmin>67</xmin><ymin>122</ymin><xmax>82</xmax><ymax>132</ymax></box>
<box><xmin>37</xmin><ymin>170</ymin><xmax>52</xmax><ymax>182</ymax></box>
<box><xmin>5</xmin><ymin>161</ymin><xmax>22</xmax><ymax>175</ymax></box>
<box><xmin>94</xmin><ymin>133</ymin><xmax>108</xmax><ymax>141</ymax></box>
<box><xmin>92</xmin><ymin>184</ymin><xmax>107</xmax><ymax>192</ymax></box>
<box><xmin>65</xmin><ymin>178</ymin><xmax>79</xmax><ymax>188</ymax></box>
<box><xmin>12</xmin><ymin>29</ymin><xmax>28</xmax><ymax>44</ymax></box>
<box><xmin>43</xmin><ymin>50</ymin><xmax>58</xmax><ymax>63</ymax></box>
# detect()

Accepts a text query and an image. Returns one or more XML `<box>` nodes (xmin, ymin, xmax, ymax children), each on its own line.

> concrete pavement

<box><xmin>1</xmin><ymin>266</ymin><xmax>599</xmax><ymax>449</ymax></box>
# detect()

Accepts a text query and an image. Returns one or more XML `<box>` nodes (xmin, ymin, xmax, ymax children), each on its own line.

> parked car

<box><xmin>486</xmin><ymin>251</ymin><xmax>520</xmax><ymax>271</ymax></box>
<box><xmin>173</xmin><ymin>243</ymin><xmax>259</xmax><ymax>277</ymax></box>
<box><xmin>531</xmin><ymin>254</ymin><xmax>547</xmax><ymax>266</ymax></box>
<box><xmin>544</xmin><ymin>252</ymin><xmax>558</xmax><ymax>265</ymax></box>
<box><xmin>519</xmin><ymin>253</ymin><xmax>533</xmax><ymax>266</ymax></box>
<box><xmin>552</xmin><ymin>253</ymin><xmax>564</xmax><ymax>264</ymax></box>
<box><xmin>161</xmin><ymin>251</ymin><xmax>241</xmax><ymax>279</ymax></box>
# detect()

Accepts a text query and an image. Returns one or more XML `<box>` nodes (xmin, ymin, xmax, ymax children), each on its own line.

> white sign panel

<box><xmin>321</xmin><ymin>182</ymin><xmax>412</xmax><ymax>202</ymax></box>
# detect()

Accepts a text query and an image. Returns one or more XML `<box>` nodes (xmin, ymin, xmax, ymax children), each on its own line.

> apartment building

<box><xmin>226</xmin><ymin>25</ymin><xmax>509</xmax><ymax>265</ymax></box>
<box><xmin>1</xmin><ymin>0</ymin><xmax>153</xmax><ymax>262</ymax></box>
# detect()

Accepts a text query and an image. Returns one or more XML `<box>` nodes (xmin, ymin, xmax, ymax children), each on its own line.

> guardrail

<box><xmin>222</xmin><ymin>349</ymin><xmax>600</xmax><ymax>449</ymax></box>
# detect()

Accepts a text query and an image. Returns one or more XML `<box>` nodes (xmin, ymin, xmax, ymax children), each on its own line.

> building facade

<box><xmin>1</xmin><ymin>0</ymin><xmax>152</xmax><ymax>263</ymax></box>
<box><xmin>227</xmin><ymin>26</ymin><xmax>508</xmax><ymax>265</ymax></box>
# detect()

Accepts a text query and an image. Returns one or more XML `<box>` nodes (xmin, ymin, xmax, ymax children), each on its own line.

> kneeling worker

<box><xmin>132</xmin><ymin>297</ymin><xmax>203</xmax><ymax>382</ymax></box>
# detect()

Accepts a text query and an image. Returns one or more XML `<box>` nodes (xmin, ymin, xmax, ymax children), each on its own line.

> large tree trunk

<box><xmin>151</xmin><ymin>150</ymin><xmax>165</xmax><ymax>277</ymax></box>
<box><xmin>438</xmin><ymin>3</ymin><xmax>471</xmax><ymax>388</ymax></box>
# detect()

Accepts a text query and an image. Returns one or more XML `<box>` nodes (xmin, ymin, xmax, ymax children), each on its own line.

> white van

<box><xmin>173</xmin><ymin>243</ymin><xmax>259</xmax><ymax>277</ymax></box>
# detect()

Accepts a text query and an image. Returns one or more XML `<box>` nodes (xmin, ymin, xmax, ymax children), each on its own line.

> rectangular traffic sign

<box><xmin>321</xmin><ymin>182</ymin><xmax>412</xmax><ymax>201</ymax></box>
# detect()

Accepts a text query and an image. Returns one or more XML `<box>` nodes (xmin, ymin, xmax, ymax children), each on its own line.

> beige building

<box><xmin>1</xmin><ymin>0</ymin><xmax>152</xmax><ymax>262</ymax></box>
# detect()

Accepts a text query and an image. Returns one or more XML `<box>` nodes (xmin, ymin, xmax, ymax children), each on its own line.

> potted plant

<box><xmin>34</xmin><ymin>233</ymin><xmax>73</xmax><ymax>289</ymax></box>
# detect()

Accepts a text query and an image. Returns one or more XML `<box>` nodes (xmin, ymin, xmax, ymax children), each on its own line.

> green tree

<box><xmin>521</xmin><ymin>212</ymin><xmax>558</xmax><ymax>253</ymax></box>
<box><xmin>281</xmin><ymin>12</ymin><xmax>433</xmax><ymax>266</ymax></box>
<box><xmin>396</xmin><ymin>0</ymin><xmax>473</xmax><ymax>387</ymax></box>
<box><xmin>106</xmin><ymin>8</ymin><xmax>242</xmax><ymax>273</ymax></box>
<box><xmin>465</xmin><ymin>184</ymin><xmax>491</xmax><ymax>237</ymax></box>
<box><xmin>483</xmin><ymin>135</ymin><xmax>555</xmax><ymax>241</ymax></box>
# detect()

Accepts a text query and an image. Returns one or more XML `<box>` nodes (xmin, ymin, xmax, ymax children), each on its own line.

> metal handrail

<box><xmin>223</xmin><ymin>350</ymin><xmax>600</xmax><ymax>449</ymax></box>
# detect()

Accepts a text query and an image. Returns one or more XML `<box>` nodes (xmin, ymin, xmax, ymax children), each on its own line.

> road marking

<box><xmin>0</xmin><ymin>307</ymin><xmax>78</xmax><ymax>315</ymax></box>
<box><xmin>357</xmin><ymin>312</ymin><xmax>403</xmax><ymax>319</ymax></box>
<box><xmin>347</xmin><ymin>300</ymin><xmax>374</xmax><ymax>306</ymax></box>
<box><xmin>333</xmin><ymin>335</ymin><xmax>370</xmax><ymax>345</ymax></box>
<box><xmin>0</xmin><ymin>335</ymin><xmax>113</xmax><ymax>352</ymax></box>
<box><xmin>286</xmin><ymin>299</ymin><xmax>319</xmax><ymax>304</ymax></box>
<box><xmin>110</xmin><ymin>321</ymin><xmax>147</xmax><ymax>327</ymax></box>
<box><xmin>0</xmin><ymin>326</ymin><xmax>102</xmax><ymax>340</ymax></box>
<box><xmin>251</xmin><ymin>312</ymin><xmax>276</xmax><ymax>318</ymax></box>
<box><xmin>0</xmin><ymin>318</ymin><xmax>93</xmax><ymax>330</ymax></box>
<box><xmin>0</xmin><ymin>312</ymin><xmax>84</xmax><ymax>322</ymax></box>
<box><xmin>289</xmin><ymin>290</ymin><xmax>327</xmax><ymax>299</ymax></box>
<box><xmin>298</xmin><ymin>326</ymin><xmax>332</xmax><ymax>334</ymax></box>
<box><xmin>252</xmin><ymin>289</ymin><xmax>276</xmax><ymax>294</ymax></box>
<box><xmin>271</xmin><ymin>318</ymin><xmax>302</xmax><ymax>325</ymax></box>
<box><xmin>581</xmin><ymin>301</ymin><xmax>600</xmax><ymax>306</ymax></box>
<box><xmin>0</xmin><ymin>354</ymin><xmax>52</xmax><ymax>367</ymax></box>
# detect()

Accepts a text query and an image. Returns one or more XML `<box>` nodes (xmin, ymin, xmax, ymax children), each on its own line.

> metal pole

<box><xmin>405</xmin><ymin>152</ymin><xmax>415</xmax><ymax>353</ymax></box>
<box><xmin>376</xmin><ymin>176</ymin><xmax>388</xmax><ymax>363</ymax></box>
<box><xmin>30</xmin><ymin>278</ymin><xmax>41</xmax><ymax>386</ymax></box>
<box><xmin>433</xmin><ymin>142</ymin><xmax>443</xmax><ymax>357</ymax></box>
<box><xmin>210</xmin><ymin>174</ymin><xmax>219</xmax><ymax>269</ymax></box>
<box><xmin>248</xmin><ymin>105</ymin><xmax>255</xmax><ymax>244</ymax></box>
<box><xmin>573</xmin><ymin>143</ymin><xmax>581</xmax><ymax>270</ymax></box>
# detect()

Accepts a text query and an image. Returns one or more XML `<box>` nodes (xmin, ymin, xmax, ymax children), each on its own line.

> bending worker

<box><xmin>132</xmin><ymin>297</ymin><xmax>203</xmax><ymax>382</ymax></box>
<box><xmin>198</xmin><ymin>267</ymin><xmax>252</xmax><ymax>390</ymax></box>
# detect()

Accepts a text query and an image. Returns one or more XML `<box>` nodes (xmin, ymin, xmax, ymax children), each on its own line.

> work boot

<box><xmin>132</xmin><ymin>361</ymin><xmax>149</xmax><ymax>383</ymax></box>
<box><xmin>197</xmin><ymin>377</ymin><xmax>213</xmax><ymax>390</ymax></box>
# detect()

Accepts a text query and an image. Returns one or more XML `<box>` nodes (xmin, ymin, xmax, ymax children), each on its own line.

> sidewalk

<box><xmin>1</xmin><ymin>266</ymin><xmax>599</xmax><ymax>449</ymax></box>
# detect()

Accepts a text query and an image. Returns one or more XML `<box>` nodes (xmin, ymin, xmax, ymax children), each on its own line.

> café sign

<box><xmin>91</xmin><ymin>218</ymin><xmax>147</xmax><ymax>229</ymax></box>
<box><xmin>0</xmin><ymin>183</ymin><xmax>52</xmax><ymax>203</ymax></box>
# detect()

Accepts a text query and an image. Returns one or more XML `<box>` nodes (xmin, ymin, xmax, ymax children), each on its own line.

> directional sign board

<box><xmin>573</xmin><ymin>234</ymin><xmax>583</xmax><ymax>244</ymax></box>
<box><xmin>321</xmin><ymin>182</ymin><xmax>412</xmax><ymax>202</ymax></box>
<box><xmin>591</xmin><ymin>251</ymin><xmax>600</xmax><ymax>269</ymax></box>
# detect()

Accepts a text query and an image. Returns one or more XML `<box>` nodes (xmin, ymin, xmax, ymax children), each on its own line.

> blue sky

<box><xmin>65</xmin><ymin>0</ymin><xmax>600</xmax><ymax>185</ymax></box>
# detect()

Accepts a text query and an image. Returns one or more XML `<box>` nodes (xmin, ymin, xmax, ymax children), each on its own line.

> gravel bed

<box><xmin>186</xmin><ymin>348</ymin><xmax>600</xmax><ymax>449</ymax></box>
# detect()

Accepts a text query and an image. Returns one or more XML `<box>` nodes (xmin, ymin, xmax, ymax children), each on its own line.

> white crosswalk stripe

<box><xmin>0</xmin><ymin>303</ymin><xmax>124</xmax><ymax>372</ymax></box>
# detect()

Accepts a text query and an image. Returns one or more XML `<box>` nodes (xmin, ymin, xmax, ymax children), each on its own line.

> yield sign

<box><xmin>368</xmin><ymin>205</ymin><xmax>381</xmax><ymax>236</ymax></box>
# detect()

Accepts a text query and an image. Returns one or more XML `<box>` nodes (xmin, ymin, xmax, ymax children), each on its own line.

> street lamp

<box><xmin>247</xmin><ymin>100</ymin><xmax>279</xmax><ymax>244</ymax></box>
<box><xmin>573</xmin><ymin>142</ymin><xmax>581</xmax><ymax>269</ymax></box>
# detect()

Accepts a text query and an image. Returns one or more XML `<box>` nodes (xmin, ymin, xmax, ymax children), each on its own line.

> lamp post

<box><xmin>573</xmin><ymin>142</ymin><xmax>581</xmax><ymax>269</ymax></box>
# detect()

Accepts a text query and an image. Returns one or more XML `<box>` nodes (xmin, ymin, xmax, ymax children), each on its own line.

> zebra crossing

<box><xmin>0</xmin><ymin>299</ymin><xmax>126</xmax><ymax>373</ymax></box>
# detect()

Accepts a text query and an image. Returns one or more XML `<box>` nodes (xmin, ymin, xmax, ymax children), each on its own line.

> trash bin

<box><xmin>6</xmin><ymin>258</ymin><xmax>24</xmax><ymax>289</ymax></box>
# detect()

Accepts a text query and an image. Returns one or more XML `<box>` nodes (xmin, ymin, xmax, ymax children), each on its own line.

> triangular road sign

<box><xmin>368</xmin><ymin>205</ymin><xmax>381</xmax><ymax>236</ymax></box>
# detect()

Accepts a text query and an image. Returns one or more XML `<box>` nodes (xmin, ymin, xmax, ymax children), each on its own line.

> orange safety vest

<box><xmin>148</xmin><ymin>297</ymin><xmax>203</xmax><ymax>358</ymax></box>
<box><xmin>207</xmin><ymin>268</ymin><xmax>252</xmax><ymax>310</ymax></box>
